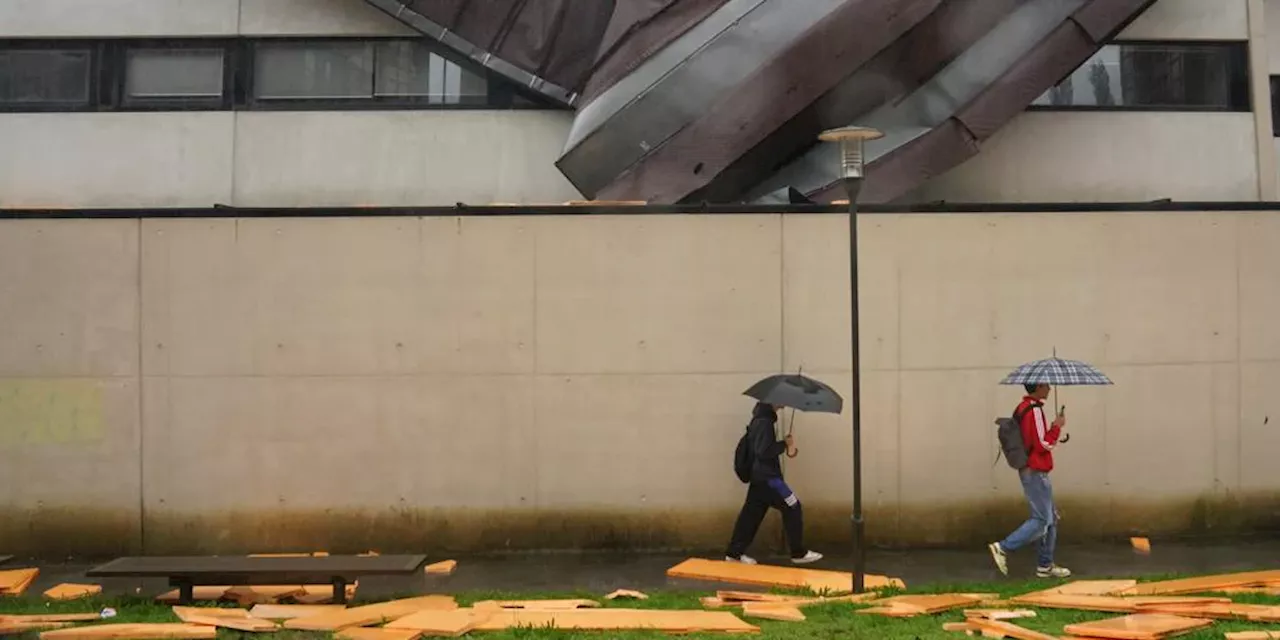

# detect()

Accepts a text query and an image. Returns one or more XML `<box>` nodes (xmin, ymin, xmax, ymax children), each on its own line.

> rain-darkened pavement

<box><xmin>11</xmin><ymin>539</ymin><xmax>1280</xmax><ymax>601</ymax></box>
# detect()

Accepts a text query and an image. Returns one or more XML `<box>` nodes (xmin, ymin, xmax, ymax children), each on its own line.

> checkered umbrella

<box><xmin>999</xmin><ymin>357</ymin><xmax>1113</xmax><ymax>386</ymax></box>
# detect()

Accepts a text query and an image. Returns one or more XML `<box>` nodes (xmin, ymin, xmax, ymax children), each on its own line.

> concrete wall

<box><xmin>0</xmin><ymin>111</ymin><xmax>580</xmax><ymax>209</ymax></box>
<box><xmin>2</xmin><ymin>210</ymin><xmax>1278</xmax><ymax>555</ymax></box>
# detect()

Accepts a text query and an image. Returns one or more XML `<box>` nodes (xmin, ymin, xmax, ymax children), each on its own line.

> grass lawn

<box><xmin>3</xmin><ymin>578</ymin><xmax>1279</xmax><ymax>639</ymax></box>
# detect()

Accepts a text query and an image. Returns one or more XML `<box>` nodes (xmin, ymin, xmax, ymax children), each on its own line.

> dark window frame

<box><xmin>109</xmin><ymin>38</ymin><xmax>238</xmax><ymax>112</ymax></box>
<box><xmin>0</xmin><ymin>36</ymin><xmax>562</xmax><ymax>113</ymax></box>
<box><xmin>1270</xmin><ymin>75</ymin><xmax>1280</xmax><ymax>136</ymax></box>
<box><xmin>1027</xmin><ymin>39</ymin><xmax>1252</xmax><ymax>113</ymax></box>
<box><xmin>0</xmin><ymin>39</ymin><xmax>103</xmax><ymax>113</ymax></box>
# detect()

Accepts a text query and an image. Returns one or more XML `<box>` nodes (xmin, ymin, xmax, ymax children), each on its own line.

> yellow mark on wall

<box><xmin>0</xmin><ymin>380</ymin><xmax>104</xmax><ymax>446</ymax></box>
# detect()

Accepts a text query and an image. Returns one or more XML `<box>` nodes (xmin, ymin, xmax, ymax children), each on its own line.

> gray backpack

<box><xmin>994</xmin><ymin>403</ymin><xmax>1038</xmax><ymax>470</ymax></box>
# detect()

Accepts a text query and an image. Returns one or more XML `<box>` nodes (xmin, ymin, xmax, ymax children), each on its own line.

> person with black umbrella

<box><xmin>724</xmin><ymin>374</ymin><xmax>841</xmax><ymax>565</ymax></box>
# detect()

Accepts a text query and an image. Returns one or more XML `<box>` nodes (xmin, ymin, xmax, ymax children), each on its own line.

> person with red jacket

<box><xmin>988</xmin><ymin>383</ymin><xmax>1071</xmax><ymax>578</ymax></box>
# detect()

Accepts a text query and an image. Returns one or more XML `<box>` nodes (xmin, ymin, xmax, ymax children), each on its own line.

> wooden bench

<box><xmin>86</xmin><ymin>554</ymin><xmax>428</xmax><ymax>604</ymax></box>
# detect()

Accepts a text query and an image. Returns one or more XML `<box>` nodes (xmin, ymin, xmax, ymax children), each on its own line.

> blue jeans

<box><xmin>999</xmin><ymin>469</ymin><xmax>1057</xmax><ymax>568</ymax></box>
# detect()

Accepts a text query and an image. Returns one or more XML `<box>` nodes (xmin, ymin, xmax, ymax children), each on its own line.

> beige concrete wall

<box><xmin>0</xmin><ymin>111</ymin><xmax>580</xmax><ymax>209</ymax></box>
<box><xmin>907</xmin><ymin>112</ymin><xmax>1261</xmax><ymax>204</ymax></box>
<box><xmin>1120</xmin><ymin>0</ymin><xmax>1250</xmax><ymax>40</ymax></box>
<box><xmin>1</xmin><ymin>210</ymin><xmax>1278</xmax><ymax>554</ymax></box>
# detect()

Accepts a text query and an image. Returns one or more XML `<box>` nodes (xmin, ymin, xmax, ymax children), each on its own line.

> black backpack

<box><xmin>733</xmin><ymin>428</ymin><xmax>753</xmax><ymax>483</ymax></box>
<box><xmin>994</xmin><ymin>403</ymin><xmax>1038</xmax><ymax>470</ymax></box>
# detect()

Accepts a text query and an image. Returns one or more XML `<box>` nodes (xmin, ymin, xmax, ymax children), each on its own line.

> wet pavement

<box><xmin>7</xmin><ymin>539</ymin><xmax>1279</xmax><ymax>600</ymax></box>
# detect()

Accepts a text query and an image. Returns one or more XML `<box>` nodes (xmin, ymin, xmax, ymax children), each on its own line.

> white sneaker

<box><xmin>1037</xmin><ymin>565</ymin><xmax>1072</xmax><ymax>578</ymax></box>
<box><xmin>988</xmin><ymin>542</ymin><xmax>1008</xmax><ymax>576</ymax></box>
<box><xmin>725</xmin><ymin>555</ymin><xmax>758</xmax><ymax>565</ymax></box>
<box><xmin>791</xmin><ymin>551</ymin><xmax>823</xmax><ymax>565</ymax></box>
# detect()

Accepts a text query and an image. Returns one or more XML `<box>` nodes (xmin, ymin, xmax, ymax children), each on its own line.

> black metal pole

<box><xmin>847</xmin><ymin>179</ymin><xmax>865</xmax><ymax>594</ymax></box>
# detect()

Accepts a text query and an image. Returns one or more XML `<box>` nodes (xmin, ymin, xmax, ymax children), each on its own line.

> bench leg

<box><xmin>172</xmin><ymin>579</ymin><xmax>194</xmax><ymax>605</ymax></box>
<box><xmin>331</xmin><ymin>577</ymin><xmax>348</xmax><ymax>605</ymax></box>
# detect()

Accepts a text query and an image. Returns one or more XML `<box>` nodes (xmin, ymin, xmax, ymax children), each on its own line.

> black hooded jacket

<box><xmin>747</xmin><ymin>403</ymin><xmax>788</xmax><ymax>482</ymax></box>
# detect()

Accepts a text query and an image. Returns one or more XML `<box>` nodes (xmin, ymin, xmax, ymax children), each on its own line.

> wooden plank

<box><xmin>716</xmin><ymin>591</ymin><xmax>805</xmax><ymax>603</ymax></box>
<box><xmin>963</xmin><ymin>610</ymin><xmax>1037</xmax><ymax>621</ymax></box>
<box><xmin>665</xmin><ymin>558</ymin><xmax>903</xmax><ymax>594</ymax></box>
<box><xmin>293</xmin><ymin>583</ymin><xmax>358</xmax><ymax>604</ymax></box>
<box><xmin>471</xmin><ymin>599</ymin><xmax>599</xmax><ymax>610</ymax></box>
<box><xmin>1062</xmin><ymin>614</ymin><xmax>1213</xmax><ymax>640</ymax></box>
<box><xmin>874</xmin><ymin>594</ymin><xmax>984</xmax><ymax>614</ymax></box>
<box><xmin>224</xmin><ymin>585</ymin><xmax>305</xmax><ymax>605</ymax></box>
<box><xmin>283</xmin><ymin>596</ymin><xmax>458</xmax><ymax>631</ymax></box>
<box><xmin>88</xmin><ymin>555</ymin><xmax>426</xmax><ymax>579</ymax></box>
<box><xmin>740</xmin><ymin>603</ymin><xmax>805</xmax><ymax>622</ymax></box>
<box><xmin>181</xmin><ymin>614</ymin><xmax>279</xmax><ymax>633</ymax></box>
<box><xmin>423</xmin><ymin>560</ymin><xmax>457</xmax><ymax>576</ymax></box>
<box><xmin>2</xmin><ymin>614</ymin><xmax>106</xmax><ymax>623</ymax></box>
<box><xmin>1009</xmin><ymin>594</ymin><xmax>1136</xmax><ymax>613</ymax></box>
<box><xmin>43</xmin><ymin>584</ymin><xmax>102</xmax><ymax>601</ymax></box>
<box><xmin>248</xmin><ymin>604</ymin><xmax>346</xmax><ymax>620</ymax></box>
<box><xmin>969</xmin><ymin>618</ymin><xmax>1061</xmax><ymax>640</ymax></box>
<box><xmin>0</xmin><ymin>568</ymin><xmax>39</xmax><ymax>595</ymax></box>
<box><xmin>1125</xmin><ymin>570</ymin><xmax>1280</xmax><ymax>596</ymax></box>
<box><xmin>466</xmin><ymin>608</ymin><xmax>759</xmax><ymax>634</ymax></box>
<box><xmin>0</xmin><ymin>621</ymin><xmax>72</xmax><ymax>634</ymax></box>
<box><xmin>383</xmin><ymin>610</ymin><xmax>481</xmax><ymax>637</ymax></box>
<box><xmin>942</xmin><ymin>621</ymin><xmax>977</xmax><ymax>633</ymax></box>
<box><xmin>1022</xmin><ymin>580</ymin><xmax>1138</xmax><ymax>598</ymax></box>
<box><xmin>336</xmin><ymin>628</ymin><xmax>424</xmax><ymax>640</ymax></box>
<box><xmin>157</xmin><ymin>587</ymin><xmax>230</xmax><ymax>603</ymax></box>
<box><xmin>40</xmin><ymin>624</ymin><xmax>218</xmax><ymax>640</ymax></box>
<box><xmin>171</xmin><ymin>607</ymin><xmax>250</xmax><ymax>623</ymax></box>
<box><xmin>605</xmin><ymin>589</ymin><xmax>648</xmax><ymax>600</ymax></box>
<box><xmin>1133</xmin><ymin>602</ymin><xmax>1280</xmax><ymax>621</ymax></box>
<box><xmin>1226</xmin><ymin>633</ymin><xmax>1280</xmax><ymax>640</ymax></box>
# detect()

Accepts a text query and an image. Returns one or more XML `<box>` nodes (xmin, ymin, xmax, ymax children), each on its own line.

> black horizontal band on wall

<box><xmin>1</xmin><ymin>201</ymin><xmax>1278</xmax><ymax>219</ymax></box>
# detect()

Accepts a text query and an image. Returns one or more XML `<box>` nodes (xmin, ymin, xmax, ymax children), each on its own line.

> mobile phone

<box><xmin>1058</xmin><ymin>405</ymin><xmax>1066</xmax><ymax>417</ymax></box>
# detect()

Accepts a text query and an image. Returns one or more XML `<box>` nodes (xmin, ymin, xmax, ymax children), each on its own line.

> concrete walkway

<box><xmin>11</xmin><ymin>540</ymin><xmax>1280</xmax><ymax>600</ymax></box>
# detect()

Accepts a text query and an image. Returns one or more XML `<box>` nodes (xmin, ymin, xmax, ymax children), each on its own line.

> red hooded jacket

<box><xmin>1017</xmin><ymin>396</ymin><xmax>1061</xmax><ymax>472</ymax></box>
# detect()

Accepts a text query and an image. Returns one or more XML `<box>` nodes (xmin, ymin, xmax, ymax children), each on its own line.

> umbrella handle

<box><xmin>786</xmin><ymin>447</ymin><xmax>799</xmax><ymax>459</ymax></box>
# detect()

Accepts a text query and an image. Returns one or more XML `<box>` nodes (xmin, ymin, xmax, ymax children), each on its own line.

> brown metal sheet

<box><xmin>1071</xmin><ymin>0</ymin><xmax>1157</xmax><ymax>41</ymax></box>
<box><xmin>452</xmin><ymin>0</ymin><xmax>524</xmax><ymax>51</ymax></box>
<box><xmin>953</xmin><ymin>23</ymin><xmax>1096</xmax><ymax>140</ymax></box>
<box><xmin>536</xmin><ymin>0</ymin><xmax>616</xmax><ymax>91</ymax></box>
<box><xmin>582</xmin><ymin>0</ymin><xmax>730</xmax><ymax>105</ymax></box>
<box><xmin>687</xmin><ymin>0</ymin><xmax>1018</xmax><ymax>202</ymax></box>
<box><xmin>802</xmin><ymin>0</ymin><xmax>1155</xmax><ymax>204</ymax></box>
<box><xmin>595</xmin><ymin>0</ymin><xmax>940</xmax><ymax>203</ymax></box>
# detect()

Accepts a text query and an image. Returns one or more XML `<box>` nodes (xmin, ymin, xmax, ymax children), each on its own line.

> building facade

<box><xmin>1</xmin><ymin>0</ymin><xmax>1277</xmax><ymax>208</ymax></box>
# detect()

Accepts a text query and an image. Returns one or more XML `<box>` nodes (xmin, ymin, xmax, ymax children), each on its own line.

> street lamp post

<box><xmin>817</xmin><ymin>126</ymin><xmax>884</xmax><ymax>594</ymax></box>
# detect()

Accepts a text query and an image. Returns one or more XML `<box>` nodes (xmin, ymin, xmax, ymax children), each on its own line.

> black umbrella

<box><xmin>742</xmin><ymin>374</ymin><xmax>844</xmax><ymax>414</ymax></box>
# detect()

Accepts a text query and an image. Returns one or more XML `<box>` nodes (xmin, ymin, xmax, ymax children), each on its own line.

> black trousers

<box><xmin>726</xmin><ymin>478</ymin><xmax>805</xmax><ymax>559</ymax></box>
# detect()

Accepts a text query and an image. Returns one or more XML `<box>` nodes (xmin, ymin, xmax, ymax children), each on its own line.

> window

<box><xmin>0</xmin><ymin>37</ymin><xmax>552</xmax><ymax>112</ymax></box>
<box><xmin>1271</xmin><ymin>76</ymin><xmax>1280</xmax><ymax>137</ymax></box>
<box><xmin>0</xmin><ymin>48</ymin><xmax>93</xmax><ymax>108</ymax></box>
<box><xmin>1031</xmin><ymin>42</ymin><xmax>1250</xmax><ymax>111</ymax></box>
<box><xmin>124</xmin><ymin>47</ymin><xmax>226</xmax><ymax>103</ymax></box>
<box><xmin>252</xmin><ymin>39</ymin><xmax>489</xmax><ymax>106</ymax></box>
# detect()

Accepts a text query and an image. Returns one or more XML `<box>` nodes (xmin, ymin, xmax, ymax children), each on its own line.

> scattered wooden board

<box><xmin>248</xmin><ymin>604</ymin><xmax>346</xmax><ymax>620</ymax></box>
<box><xmin>701</xmin><ymin>596</ymin><xmax>729</xmax><ymax>609</ymax></box>
<box><xmin>858</xmin><ymin>594</ymin><xmax>984</xmax><ymax>617</ymax></box>
<box><xmin>423</xmin><ymin>560</ymin><xmax>456</xmax><ymax>576</ymax></box>
<box><xmin>467</xmin><ymin>608</ymin><xmax>759</xmax><ymax>634</ymax></box>
<box><xmin>181</xmin><ymin>614</ymin><xmax>279</xmax><ymax>633</ymax></box>
<box><xmin>292</xmin><ymin>583</ymin><xmax>359</xmax><ymax>604</ymax></box>
<box><xmin>336</xmin><ymin>628</ymin><xmax>423</xmax><ymax>640</ymax></box>
<box><xmin>157</xmin><ymin>587</ymin><xmax>231</xmax><ymax>603</ymax></box>
<box><xmin>1124</xmin><ymin>570</ymin><xmax>1280</xmax><ymax>595</ymax></box>
<box><xmin>172</xmin><ymin>607</ymin><xmax>250</xmax><ymax>623</ymax></box>
<box><xmin>0</xmin><ymin>568</ymin><xmax>39</xmax><ymax>595</ymax></box>
<box><xmin>472</xmin><ymin>599</ymin><xmax>599</xmax><ymax>610</ymax></box>
<box><xmin>1226</xmin><ymin>632</ymin><xmax>1280</xmax><ymax>640</ymax></box>
<box><xmin>3</xmin><ymin>614</ymin><xmax>106</xmax><ymax>623</ymax></box>
<box><xmin>605</xmin><ymin>589</ymin><xmax>648</xmax><ymax>600</ymax></box>
<box><xmin>283</xmin><ymin>596</ymin><xmax>458</xmax><ymax>631</ymax></box>
<box><xmin>0</xmin><ymin>621</ymin><xmax>72</xmax><ymax>634</ymax></box>
<box><xmin>224</xmin><ymin>586</ymin><xmax>305</xmax><ymax>606</ymax></box>
<box><xmin>666</xmin><ymin>558</ymin><xmax>904</xmax><ymax>594</ymax></box>
<box><xmin>1009</xmin><ymin>593</ymin><xmax>1228</xmax><ymax>613</ymax></box>
<box><xmin>943</xmin><ymin>621</ymin><xmax>977</xmax><ymax>633</ymax></box>
<box><xmin>43</xmin><ymin>584</ymin><xmax>102</xmax><ymax>601</ymax></box>
<box><xmin>384</xmin><ymin>609</ymin><xmax>482</xmax><ymax>637</ymax></box>
<box><xmin>963</xmin><ymin>609</ymin><xmax>1037</xmax><ymax>621</ymax></box>
<box><xmin>1131</xmin><ymin>537</ymin><xmax>1152</xmax><ymax>555</ymax></box>
<box><xmin>40</xmin><ymin>623</ymin><xmax>218</xmax><ymax>640</ymax></box>
<box><xmin>740</xmin><ymin>603</ymin><xmax>805</xmax><ymax>622</ymax></box>
<box><xmin>969</xmin><ymin>618</ymin><xmax>1061</xmax><ymax>640</ymax></box>
<box><xmin>716</xmin><ymin>591</ymin><xmax>805</xmax><ymax>604</ymax></box>
<box><xmin>1022</xmin><ymin>580</ymin><xmax>1138</xmax><ymax>598</ymax></box>
<box><xmin>1063</xmin><ymin>614</ymin><xmax>1213</xmax><ymax>640</ymax></box>
<box><xmin>1133</xmin><ymin>602</ymin><xmax>1280</xmax><ymax>621</ymax></box>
